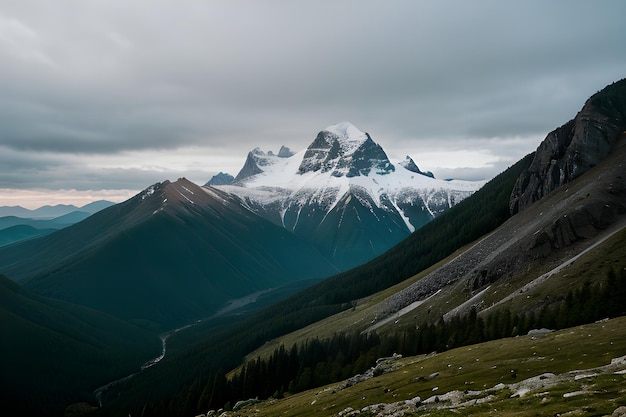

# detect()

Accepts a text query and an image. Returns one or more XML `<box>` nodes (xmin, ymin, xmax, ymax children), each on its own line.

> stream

<box><xmin>93</xmin><ymin>289</ymin><xmax>272</xmax><ymax>406</ymax></box>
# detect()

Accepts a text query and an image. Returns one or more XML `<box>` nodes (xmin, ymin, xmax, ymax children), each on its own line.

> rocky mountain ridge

<box><xmin>212</xmin><ymin>122</ymin><xmax>484</xmax><ymax>269</ymax></box>
<box><xmin>511</xmin><ymin>78</ymin><xmax>626</xmax><ymax>213</ymax></box>
<box><xmin>361</xmin><ymin>80</ymin><xmax>626</xmax><ymax>330</ymax></box>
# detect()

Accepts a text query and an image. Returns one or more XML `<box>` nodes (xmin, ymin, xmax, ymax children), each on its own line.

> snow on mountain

<box><xmin>210</xmin><ymin>122</ymin><xmax>485</xmax><ymax>270</ymax></box>
<box><xmin>218</xmin><ymin>122</ymin><xmax>482</xmax><ymax>231</ymax></box>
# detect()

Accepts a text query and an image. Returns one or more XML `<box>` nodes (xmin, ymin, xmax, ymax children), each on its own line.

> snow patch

<box><xmin>141</xmin><ymin>185</ymin><xmax>155</xmax><ymax>200</ymax></box>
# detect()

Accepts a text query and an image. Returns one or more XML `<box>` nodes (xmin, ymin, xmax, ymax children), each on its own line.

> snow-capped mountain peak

<box><xmin>212</xmin><ymin>123</ymin><xmax>485</xmax><ymax>270</ymax></box>
<box><xmin>322</xmin><ymin>121</ymin><xmax>368</xmax><ymax>155</ymax></box>
<box><xmin>298</xmin><ymin>122</ymin><xmax>394</xmax><ymax>177</ymax></box>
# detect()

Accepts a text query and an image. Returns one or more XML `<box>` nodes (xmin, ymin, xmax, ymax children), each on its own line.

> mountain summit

<box><xmin>298</xmin><ymin>122</ymin><xmax>395</xmax><ymax>177</ymax></box>
<box><xmin>212</xmin><ymin>123</ymin><xmax>484</xmax><ymax>269</ymax></box>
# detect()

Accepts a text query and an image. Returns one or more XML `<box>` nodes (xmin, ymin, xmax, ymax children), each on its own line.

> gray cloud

<box><xmin>0</xmin><ymin>0</ymin><xmax>625</xmax><ymax>201</ymax></box>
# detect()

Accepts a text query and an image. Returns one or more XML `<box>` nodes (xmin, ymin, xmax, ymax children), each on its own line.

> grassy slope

<box><xmin>232</xmin><ymin>315</ymin><xmax>626</xmax><ymax>417</ymax></box>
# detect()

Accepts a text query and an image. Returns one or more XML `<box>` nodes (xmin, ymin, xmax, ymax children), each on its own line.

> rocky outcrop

<box><xmin>511</xmin><ymin>79</ymin><xmax>626</xmax><ymax>214</ymax></box>
<box><xmin>298</xmin><ymin>122</ymin><xmax>395</xmax><ymax>177</ymax></box>
<box><xmin>234</xmin><ymin>149</ymin><xmax>265</xmax><ymax>182</ymax></box>
<box><xmin>277</xmin><ymin>145</ymin><xmax>294</xmax><ymax>158</ymax></box>
<box><xmin>336</xmin><ymin>354</ymin><xmax>403</xmax><ymax>391</ymax></box>
<box><xmin>400</xmin><ymin>155</ymin><xmax>435</xmax><ymax>178</ymax></box>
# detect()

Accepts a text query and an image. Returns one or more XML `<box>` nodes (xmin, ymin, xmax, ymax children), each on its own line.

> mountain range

<box><xmin>0</xmin><ymin>200</ymin><xmax>114</xmax><ymax>247</ymax></box>
<box><xmin>0</xmin><ymin>200</ymin><xmax>114</xmax><ymax>219</ymax></box>
<box><xmin>0</xmin><ymin>122</ymin><xmax>482</xmax><ymax>330</ymax></box>
<box><xmin>1</xmin><ymin>79</ymin><xmax>625</xmax><ymax>417</ymax></box>
<box><xmin>91</xmin><ymin>79</ymin><xmax>626</xmax><ymax>417</ymax></box>
<box><xmin>213</xmin><ymin>121</ymin><xmax>483</xmax><ymax>269</ymax></box>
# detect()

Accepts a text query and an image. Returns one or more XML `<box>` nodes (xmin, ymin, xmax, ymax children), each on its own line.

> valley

<box><xmin>93</xmin><ymin>289</ymin><xmax>275</xmax><ymax>407</ymax></box>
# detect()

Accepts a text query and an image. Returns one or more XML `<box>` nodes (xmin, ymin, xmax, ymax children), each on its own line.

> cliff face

<box><xmin>510</xmin><ymin>79</ymin><xmax>626</xmax><ymax>214</ymax></box>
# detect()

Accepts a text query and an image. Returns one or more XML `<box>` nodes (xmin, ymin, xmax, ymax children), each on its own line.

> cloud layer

<box><xmin>1</xmin><ymin>0</ymin><xmax>625</xmax><ymax>205</ymax></box>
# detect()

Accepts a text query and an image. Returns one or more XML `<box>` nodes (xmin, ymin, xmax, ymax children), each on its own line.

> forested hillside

<box><xmin>0</xmin><ymin>275</ymin><xmax>160</xmax><ymax>416</ymax></box>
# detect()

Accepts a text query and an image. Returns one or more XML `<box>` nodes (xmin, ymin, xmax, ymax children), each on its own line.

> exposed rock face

<box><xmin>205</xmin><ymin>172</ymin><xmax>234</xmax><ymax>186</ymax></box>
<box><xmin>510</xmin><ymin>79</ymin><xmax>626</xmax><ymax>214</ymax></box>
<box><xmin>400</xmin><ymin>155</ymin><xmax>435</xmax><ymax>178</ymax></box>
<box><xmin>277</xmin><ymin>145</ymin><xmax>294</xmax><ymax>158</ymax></box>
<box><xmin>234</xmin><ymin>149</ymin><xmax>265</xmax><ymax>182</ymax></box>
<box><xmin>298</xmin><ymin>122</ymin><xmax>395</xmax><ymax>177</ymax></box>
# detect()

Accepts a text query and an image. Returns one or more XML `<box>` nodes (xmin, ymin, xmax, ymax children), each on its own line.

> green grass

<box><xmin>230</xmin><ymin>316</ymin><xmax>626</xmax><ymax>417</ymax></box>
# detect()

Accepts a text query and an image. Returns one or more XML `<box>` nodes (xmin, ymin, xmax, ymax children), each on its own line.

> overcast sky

<box><xmin>1</xmin><ymin>1</ymin><xmax>625</xmax><ymax>208</ymax></box>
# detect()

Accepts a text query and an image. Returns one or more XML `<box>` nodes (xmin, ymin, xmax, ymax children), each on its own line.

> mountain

<box><xmin>204</xmin><ymin>171</ymin><xmax>234</xmax><ymax>186</ymax></box>
<box><xmin>399</xmin><ymin>155</ymin><xmax>434</xmax><ymax>178</ymax></box>
<box><xmin>0</xmin><ymin>200</ymin><xmax>114</xmax><ymax>219</ymax></box>
<box><xmin>0</xmin><ymin>274</ymin><xmax>160</xmax><ymax>416</ymax></box>
<box><xmin>0</xmin><ymin>178</ymin><xmax>338</xmax><ymax>329</ymax></box>
<box><xmin>0</xmin><ymin>200</ymin><xmax>114</xmax><ymax>246</ymax></box>
<box><xmin>0</xmin><ymin>224</ymin><xmax>56</xmax><ymax>247</ymax></box>
<box><xmin>0</xmin><ymin>211</ymin><xmax>92</xmax><ymax>247</ymax></box>
<box><xmin>0</xmin><ymin>211</ymin><xmax>90</xmax><ymax>231</ymax></box>
<box><xmin>214</xmin><ymin>122</ymin><xmax>484</xmax><ymax>269</ymax></box>
<box><xmin>80</xmin><ymin>200</ymin><xmax>116</xmax><ymax>213</ymax></box>
<box><xmin>98</xmin><ymin>80</ymin><xmax>626</xmax><ymax>417</ymax></box>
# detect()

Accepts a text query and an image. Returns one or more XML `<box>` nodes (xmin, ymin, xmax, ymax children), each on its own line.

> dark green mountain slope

<box><xmin>0</xmin><ymin>211</ymin><xmax>92</xmax><ymax>246</ymax></box>
<box><xmin>0</xmin><ymin>274</ymin><xmax>160</xmax><ymax>417</ymax></box>
<box><xmin>0</xmin><ymin>178</ymin><xmax>338</xmax><ymax>329</ymax></box>
<box><xmin>0</xmin><ymin>224</ymin><xmax>56</xmax><ymax>247</ymax></box>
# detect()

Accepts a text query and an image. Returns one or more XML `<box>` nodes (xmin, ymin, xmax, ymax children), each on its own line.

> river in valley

<box><xmin>94</xmin><ymin>289</ymin><xmax>272</xmax><ymax>406</ymax></box>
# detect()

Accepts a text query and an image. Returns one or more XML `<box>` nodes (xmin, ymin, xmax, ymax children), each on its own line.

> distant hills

<box><xmin>0</xmin><ymin>200</ymin><xmax>114</xmax><ymax>219</ymax></box>
<box><xmin>0</xmin><ymin>200</ymin><xmax>114</xmax><ymax>247</ymax></box>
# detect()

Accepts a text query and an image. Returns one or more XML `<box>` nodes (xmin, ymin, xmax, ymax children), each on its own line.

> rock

<box><xmin>527</xmin><ymin>328</ymin><xmax>554</xmax><ymax>336</ymax></box>
<box><xmin>510</xmin><ymin>79</ymin><xmax>626</xmax><ymax>214</ymax></box>
<box><xmin>278</xmin><ymin>145</ymin><xmax>294</xmax><ymax>158</ymax></box>
<box><xmin>234</xmin><ymin>149</ymin><xmax>265</xmax><ymax>182</ymax></box>
<box><xmin>530</xmin><ymin>199</ymin><xmax>621</xmax><ymax>255</ymax></box>
<box><xmin>298</xmin><ymin>123</ymin><xmax>395</xmax><ymax>177</ymax></box>
<box><xmin>342</xmin><ymin>355</ymin><xmax>402</xmax><ymax>389</ymax></box>
<box><xmin>232</xmin><ymin>397</ymin><xmax>260</xmax><ymax>411</ymax></box>
<box><xmin>400</xmin><ymin>155</ymin><xmax>434</xmax><ymax>178</ymax></box>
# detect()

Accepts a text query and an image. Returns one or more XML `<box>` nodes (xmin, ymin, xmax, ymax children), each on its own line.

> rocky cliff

<box><xmin>510</xmin><ymin>79</ymin><xmax>626</xmax><ymax>214</ymax></box>
<box><xmin>297</xmin><ymin>122</ymin><xmax>395</xmax><ymax>177</ymax></box>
